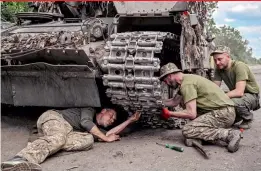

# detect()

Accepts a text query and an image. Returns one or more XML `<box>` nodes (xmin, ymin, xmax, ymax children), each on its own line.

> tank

<box><xmin>1</xmin><ymin>1</ymin><xmax>215</xmax><ymax>129</ymax></box>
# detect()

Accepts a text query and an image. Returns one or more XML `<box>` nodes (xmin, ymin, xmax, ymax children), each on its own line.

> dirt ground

<box><xmin>1</xmin><ymin>66</ymin><xmax>261</xmax><ymax>171</ymax></box>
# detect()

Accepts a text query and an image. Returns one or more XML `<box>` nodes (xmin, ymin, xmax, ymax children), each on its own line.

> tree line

<box><xmin>1</xmin><ymin>2</ymin><xmax>29</xmax><ymax>22</ymax></box>
<box><xmin>206</xmin><ymin>2</ymin><xmax>261</xmax><ymax>64</ymax></box>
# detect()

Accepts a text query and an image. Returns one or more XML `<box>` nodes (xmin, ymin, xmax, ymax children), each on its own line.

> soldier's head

<box><xmin>211</xmin><ymin>45</ymin><xmax>231</xmax><ymax>69</ymax></box>
<box><xmin>96</xmin><ymin>108</ymin><xmax>117</xmax><ymax>127</ymax></box>
<box><xmin>159</xmin><ymin>63</ymin><xmax>182</xmax><ymax>89</ymax></box>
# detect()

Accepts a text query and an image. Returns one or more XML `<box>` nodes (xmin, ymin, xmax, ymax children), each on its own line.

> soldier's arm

<box><xmin>163</xmin><ymin>98</ymin><xmax>177</xmax><ymax>107</ymax></box>
<box><xmin>167</xmin><ymin>84</ymin><xmax>198</xmax><ymax>119</ymax></box>
<box><xmin>80</xmin><ymin>108</ymin><xmax>119</xmax><ymax>142</ymax></box>
<box><xmin>163</xmin><ymin>94</ymin><xmax>183</xmax><ymax>107</ymax></box>
<box><xmin>226</xmin><ymin>81</ymin><xmax>246</xmax><ymax>98</ymax></box>
<box><xmin>168</xmin><ymin>99</ymin><xmax>197</xmax><ymax>119</ymax></box>
<box><xmin>106</xmin><ymin>111</ymin><xmax>141</xmax><ymax>136</ymax></box>
<box><xmin>90</xmin><ymin>125</ymin><xmax>119</xmax><ymax>142</ymax></box>
<box><xmin>226</xmin><ymin>64</ymin><xmax>248</xmax><ymax>98</ymax></box>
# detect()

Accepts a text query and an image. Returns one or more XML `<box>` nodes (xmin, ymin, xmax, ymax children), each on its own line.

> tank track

<box><xmin>101</xmin><ymin>31</ymin><xmax>189</xmax><ymax>129</ymax></box>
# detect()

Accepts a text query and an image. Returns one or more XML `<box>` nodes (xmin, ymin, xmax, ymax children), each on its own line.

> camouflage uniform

<box><xmin>160</xmin><ymin>63</ymin><xmax>238</xmax><ymax>145</ymax></box>
<box><xmin>232</xmin><ymin>93</ymin><xmax>260</xmax><ymax>122</ymax></box>
<box><xmin>182</xmin><ymin>106</ymin><xmax>235</xmax><ymax>142</ymax></box>
<box><xmin>16</xmin><ymin>110</ymin><xmax>94</xmax><ymax>164</ymax></box>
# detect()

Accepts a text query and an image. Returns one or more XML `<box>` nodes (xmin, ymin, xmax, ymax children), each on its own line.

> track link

<box><xmin>102</xmin><ymin>31</ymin><xmax>188</xmax><ymax>129</ymax></box>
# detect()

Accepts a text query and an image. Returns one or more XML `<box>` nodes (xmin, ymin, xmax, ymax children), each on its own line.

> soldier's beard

<box><xmin>102</xmin><ymin>121</ymin><xmax>109</xmax><ymax>128</ymax></box>
<box><xmin>170</xmin><ymin>80</ymin><xmax>179</xmax><ymax>89</ymax></box>
<box><xmin>98</xmin><ymin>118</ymin><xmax>108</xmax><ymax>128</ymax></box>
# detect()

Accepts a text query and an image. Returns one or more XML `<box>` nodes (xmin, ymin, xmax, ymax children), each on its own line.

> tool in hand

<box><xmin>156</xmin><ymin>142</ymin><xmax>184</xmax><ymax>152</ymax></box>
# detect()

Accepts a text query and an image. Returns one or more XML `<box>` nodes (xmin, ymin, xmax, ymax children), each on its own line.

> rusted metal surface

<box><xmin>1</xmin><ymin>62</ymin><xmax>101</xmax><ymax>107</ymax></box>
<box><xmin>1</xmin><ymin>19</ymin><xmax>104</xmax><ymax>108</ymax></box>
<box><xmin>113</xmin><ymin>2</ymin><xmax>188</xmax><ymax>15</ymax></box>
<box><xmin>1</xmin><ymin>31</ymin><xmax>86</xmax><ymax>51</ymax></box>
<box><xmin>2</xmin><ymin>48</ymin><xmax>95</xmax><ymax>67</ymax></box>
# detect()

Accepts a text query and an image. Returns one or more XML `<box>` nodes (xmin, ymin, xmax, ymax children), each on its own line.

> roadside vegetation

<box><xmin>1</xmin><ymin>2</ymin><xmax>260</xmax><ymax>64</ymax></box>
<box><xmin>206</xmin><ymin>2</ymin><xmax>261</xmax><ymax>64</ymax></box>
<box><xmin>1</xmin><ymin>2</ymin><xmax>29</xmax><ymax>22</ymax></box>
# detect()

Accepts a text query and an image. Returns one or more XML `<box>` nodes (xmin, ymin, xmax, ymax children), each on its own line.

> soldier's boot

<box><xmin>207</xmin><ymin>140</ymin><xmax>228</xmax><ymax>147</ymax></box>
<box><xmin>1</xmin><ymin>156</ymin><xmax>42</xmax><ymax>171</ymax></box>
<box><xmin>238</xmin><ymin>120</ymin><xmax>252</xmax><ymax>129</ymax></box>
<box><xmin>226</xmin><ymin>130</ymin><xmax>242</xmax><ymax>153</ymax></box>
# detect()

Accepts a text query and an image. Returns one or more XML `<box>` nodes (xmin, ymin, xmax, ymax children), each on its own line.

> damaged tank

<box><xmin>1</xmin><ymin>1</ymin><xmax>215</xmax><ymax>129</ymax></box>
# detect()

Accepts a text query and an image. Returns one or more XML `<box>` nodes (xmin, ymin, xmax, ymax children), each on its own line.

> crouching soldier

<box><xmin>211</xmin><ymin>45</ymin><xmax>260</xmax><ymax>129</ymax></box>
<box><xmin>1</xmin><ymin>108</ymin><xmax>140</xmax><ymax>171</ymax></box>
<box><xmin>159</xmin><ymin>63</ymin><xmax>242</xmax><ymax>153</ymax></box>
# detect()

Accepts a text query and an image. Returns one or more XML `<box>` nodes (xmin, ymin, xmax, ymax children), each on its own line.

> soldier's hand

<box><xmin>162</xmin><ymin>94</ymin><xmax>183</xmax><ymax>108</ymax></box>
<box><xmin>162</xmin><ymin>108</ymin><xmax>171</xmax><ymax>120</ymax></box>
<box><xmin>172</xmin><ymin>94</ymin><xmax>183</xmax><ymax>107</ymax></box>
<box><xmin>106</xmin><ymin>134</ymin><xmax>120</xmax><ymax>142</ymax></box>
<box><xmin>129</xmin><ymin>111</ymin><xmax>141</xmax><ymax>122</ymax></box>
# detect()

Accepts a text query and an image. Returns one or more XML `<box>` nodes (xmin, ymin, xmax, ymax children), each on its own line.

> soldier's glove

<box><xmin>162</xmin><ymin>108</ymin><xmax>171</xmax><ymax>120</ymax></box>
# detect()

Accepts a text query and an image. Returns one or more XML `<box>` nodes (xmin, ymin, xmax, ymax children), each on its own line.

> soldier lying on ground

<box><xmin>211</xmin><ymin>45</ymin><xmax>260</xmax><ymax>129</ymax></box>
<box><xmin>1</xmin><ymin>108</ymin><xmax>141</xmax><ymax>171</ymax></box>
<box><xmin>159</xmin><ymin>63</ymin><xmax>242</xmax><ymax>153</ymax></box>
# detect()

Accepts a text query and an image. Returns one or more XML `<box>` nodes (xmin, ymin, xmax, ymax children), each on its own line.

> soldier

<box><xmin>211</xmin><ymin>45</ymin><xmax>260</xmax><ymax>129</ymax></box>
<box><xmin>1</xmin><ymin>108</ymin><xmax>141</xmax><ymax>171</ymax></box>
<box><xmin>160</xmin><ymin>63</ymin><xmax>242</xmax><ymax>153</ymax></box>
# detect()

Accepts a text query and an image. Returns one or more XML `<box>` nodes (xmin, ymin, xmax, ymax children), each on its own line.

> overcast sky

<box><xmin>213</xmin><ymin>2</ymin><xmax>261</xmax><ymax>59</ymax></box>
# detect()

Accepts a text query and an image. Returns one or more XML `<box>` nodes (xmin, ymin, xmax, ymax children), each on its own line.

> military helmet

<box><xmin>159</xmin><ymin>63</ymin><xmax>182</xmax><ymax>80</ymax></box>
<box><xmin>210</xmin><ymin>45</ymin><xmax>230</xmax><ymax>56</ymax></box>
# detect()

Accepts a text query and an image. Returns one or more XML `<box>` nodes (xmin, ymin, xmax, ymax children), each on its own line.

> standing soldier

<box><xmin>160</xmin><ymin>63</ymin><xmax>242</xmax><ymax>153</ymax></box>
<box><xmin>211</xmin><ymin>45</ymin><xmax>260</xmax><ymax>129</ymax></box>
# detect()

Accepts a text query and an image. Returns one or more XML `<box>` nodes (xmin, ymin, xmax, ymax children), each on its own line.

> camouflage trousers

<box><xmin>16</xmin><ymin>110</ymin><xmax>94</xmax><ymax>164</ymax></box>
<box><xmin>232</xmin><ymin>93</ymin><xmax>260</xmax><ymax>122</ymax></box>
<box><xmin>182</xmin><ymin>106</ymin><xmax>235</xmax><ymax>142</ymax></box>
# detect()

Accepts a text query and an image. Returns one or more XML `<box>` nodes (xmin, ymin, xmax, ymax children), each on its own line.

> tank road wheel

<box><xmin>101</xmin><ymin>31</ymin><xmax>188</xmax><ymax>129</ymax></box>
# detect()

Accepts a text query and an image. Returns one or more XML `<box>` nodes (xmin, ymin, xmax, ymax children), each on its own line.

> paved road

<box><xmin>2</xmin><ymin>66</ymin><xmax>261</xmax><ymax>171</ymax></box>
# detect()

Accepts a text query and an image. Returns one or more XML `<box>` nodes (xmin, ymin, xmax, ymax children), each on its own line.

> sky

<box><xmin>213</xmin><ymin>1</ymin><xmax>261</xmax><ymax>59</ymax></box>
